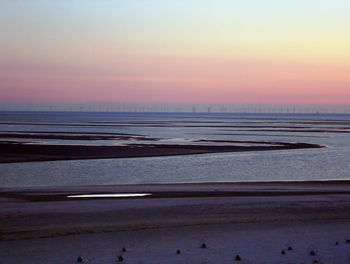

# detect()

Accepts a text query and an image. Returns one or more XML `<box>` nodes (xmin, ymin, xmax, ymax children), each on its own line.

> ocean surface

<box><xmin>1</xmin><ymin>111</ymin><xmax>350</xmax><ymax>187</ymax></box>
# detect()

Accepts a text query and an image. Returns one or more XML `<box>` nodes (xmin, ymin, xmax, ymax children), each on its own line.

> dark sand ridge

<box><xmin>0</xmin><ymin>131</ymin><xmax>142</xmax><ymax>135</ymax></box>
<box><xmin>0</xmin><ymin>131</ymin><xmax>159</xmax><ymax>141</ymax></box>
<box><xmin>2</xmin><ymin>181</ymin><xmax>350</xmax><ymax>241</ymax></box>
<box><xmin>0</xmin><ymin>140</ymin><xmax>323</xmax><ymax>163</ymax></box>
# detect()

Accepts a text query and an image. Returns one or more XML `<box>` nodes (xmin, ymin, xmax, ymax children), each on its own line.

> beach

<box><xmin>2</xmin><ymin>0</ymin><xmax>350</xmax><ymax>261</ymax></box>
<box><xmin>2</xmin><ymin>181</ymin><xmax>350</xmax><ymax>263</ymax></box>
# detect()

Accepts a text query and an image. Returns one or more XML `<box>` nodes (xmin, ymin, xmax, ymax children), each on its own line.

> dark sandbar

<box><xmin>0</xmin><ymin>140</ymin><xmax>324</xmax><ymax>163</ymax></box>
<box><xmin>0</xmin><ymin>131</ymin><xmax>157</xmax><ymax>141</ymax></box>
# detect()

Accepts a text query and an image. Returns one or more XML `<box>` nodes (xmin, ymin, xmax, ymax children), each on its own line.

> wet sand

<box><xmin>0</xmin><ymin>131</ymin><xmax>154</xmax><ymax>141</ymax></box>
<box><xmin>0</xmin><ymin>140</ymin><xmax>323</xmax><ymax>163</ymax></box>
<box><xmin>1</xmin><ymin>181</ymin><xmax>350</xmax><ymax>263</ymax></box>
<box><xmin>2</xmin><ymin>181</ymin><xmax>350</xmax><ymax>240</ymax></box>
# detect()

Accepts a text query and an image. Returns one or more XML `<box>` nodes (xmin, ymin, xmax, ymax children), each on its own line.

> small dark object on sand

<box><xmin>201</xmin><ymin>243</ymin><xmax>207</xmax><ymax>249</ymax></box>
<box><xmin>288</xmin><ymin>246</ymin><xmax>293</xmax><ymax>251</ymax></box>
<box><xmin>118</xmin><ymin>255</ymin><xmax>124</xmax><ymax>262</ymax></box>
<box><xmin>313</xmin><ymin>260</ymin><xmax>319</xmax><ymax>263</ymax></box>
<box><xmin>335</xmin><ymin>241</ymin><xmax>339</xmax><ymax>245</ymax></box>
<box><xmin>281</xmin><ymin>250</ymin><xmax>286</xmax><ymax>255</ymax></box>
<box><xmin>77</xmin><ymin>256</ymin><xmax>83</xmax><ymax>262</ymax></box>
<box><xmin>177</xmin><ymin>249</ymin><xmax>181</xmax><ymax>254</ymax></box>
<box><xmin>310</xmin><ymin>250</ymin><xmax>316</xmax><ymax>256</ymax></box>
<box><xmin>122</xmin><ymin>247</ymin><xmax>126</xmax><ymax>252</ymax></box>
<box><xmin>346</xmin><ymin>239</ymin><xmax>350</xmax><ymax>244</ymax></box>
<box><xmin>235</xmin><ymin>254</ymin><xmax>241</xmax><ymax>261</ymax></box>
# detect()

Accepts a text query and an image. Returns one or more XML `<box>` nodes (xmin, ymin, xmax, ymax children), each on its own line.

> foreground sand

<box><xmin>2</xmin><ymin>181</ymin><xmax>350</xmax><ymax>263</ymax></box>
<box><xmin>2</xmin><ymin>220</ymin><xmax>350</xmax><ymax>264</ymax></box>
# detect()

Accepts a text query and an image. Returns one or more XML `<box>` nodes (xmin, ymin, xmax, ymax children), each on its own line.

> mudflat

<box><xmin>0</xmin><ymin>140</ymin><xmax>323</xmax><ymax>163</ymax></box>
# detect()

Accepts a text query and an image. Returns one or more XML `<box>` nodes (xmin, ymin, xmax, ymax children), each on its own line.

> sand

<box><xmin>1</xmin><ymin>181</ymin><xmax>350</xmax><ymax>263</ymax></box>
<box><xmin>0</xmin><ymin>140</ymin><xmax>323</xmax><ymax>163</ymax></box>
<box><xmin>2</xmin><ymin>220</ymin><xmax>350</xmax><ymax>264</ymax></box>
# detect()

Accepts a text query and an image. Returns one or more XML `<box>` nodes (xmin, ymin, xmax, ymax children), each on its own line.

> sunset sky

<box><xmin>1</xmin><ymin>0</ymin><xmax>349</xmax><ymax>105</ymax></box>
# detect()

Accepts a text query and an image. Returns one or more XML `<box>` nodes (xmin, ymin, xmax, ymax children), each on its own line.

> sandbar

<box><xmin>0</xmin><ymin>140</ymin><xmax>323</xmax><ymax>163</ymax></box>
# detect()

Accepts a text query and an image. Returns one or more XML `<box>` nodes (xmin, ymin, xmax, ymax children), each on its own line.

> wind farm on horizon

<box><xmin>1</xmin><ymin>103</ymin><xmax>350</xmax><ymax>114</ymax></box>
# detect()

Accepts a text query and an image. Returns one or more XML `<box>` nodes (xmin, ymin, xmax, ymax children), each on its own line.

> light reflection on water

<box><xmin>67</xmin><ymin>193</ymin><xmax>151</xmax><ymax>198</ymax></box>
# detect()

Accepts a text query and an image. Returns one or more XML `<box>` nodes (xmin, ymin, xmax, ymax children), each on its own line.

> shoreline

<box><xmin>2</xmin><ymin>180</ymin><xmax>350</xmax><ymax>201</ymax></box>
<box><xmin>2</xmin><ymin>181</ymin><xmax>350</xmax><ymax>240</ymax></box>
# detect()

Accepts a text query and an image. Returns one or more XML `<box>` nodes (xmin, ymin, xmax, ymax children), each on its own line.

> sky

<box><xmin>0</xmin><ymin>0</ymin><xmax>349</xmax><ymax>105</ymax></box>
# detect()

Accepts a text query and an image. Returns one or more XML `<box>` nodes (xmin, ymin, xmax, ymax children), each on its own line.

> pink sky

<box><xmin>1</xmin><ymin>55</ymin><xmax>349</xmax><ymax>104</ymax></box>
<box><xmin>1</xmin><ymin>1</ymin><xmax>349</xmax><ymax>105</ymax></box>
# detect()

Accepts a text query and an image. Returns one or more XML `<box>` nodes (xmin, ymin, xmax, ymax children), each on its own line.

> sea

<box><xmin>1</xmin><ymin>111</ymin><xmax>350</xmax><ymax>187</ymax></box>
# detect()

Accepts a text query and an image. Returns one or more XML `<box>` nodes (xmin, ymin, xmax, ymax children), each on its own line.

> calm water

<box><xmin>1</xmin><ymin>111</ymin><xmax>350</xmax><ymax>187</ymax></box>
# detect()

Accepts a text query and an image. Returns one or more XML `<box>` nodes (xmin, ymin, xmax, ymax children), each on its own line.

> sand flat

<box><xmin>2</xmin><ymin>220</ymin><xmax>350</xmax><ymax>264</ymax></box>
<box><xmin>0</xmin><ymin>140</ymin><xmax>323</xmax><ymax>163</ymax></box>
<box><xmin>2</xmin><ymin>181</ymin><xmax>350</xmax><ymax>263</ymax></box>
